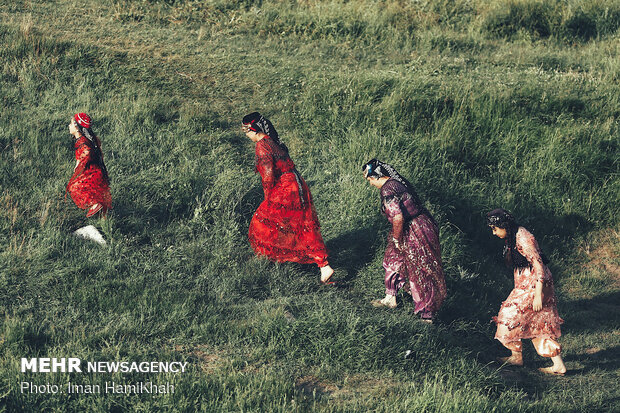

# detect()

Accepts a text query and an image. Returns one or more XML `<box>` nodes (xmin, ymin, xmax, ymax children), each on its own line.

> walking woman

<box><xmin>363</xmin><ymin>159</ymin><xmax>446</xmax><ymax>322</ymax></box>
<box><xmin>487</xmin><ymin>208</ymin><xmax>566</xmax><ymax>375</ymax></box>
<box><xmin>66</xmin><ymin>113</ymin><xmax>111</xmax><ymax>218</ymax></box>
<box><xmin>242</xmin><ymin>112</ymin><xmax>334</xmax><ymax>284</ymax></box>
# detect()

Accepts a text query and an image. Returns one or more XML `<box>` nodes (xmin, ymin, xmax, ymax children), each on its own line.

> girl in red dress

<box><xmin>66</xmin><ymin>113</ymin><xmax>112</xmax><ymax>217</ymax></box>
<box><xmin>242</xmin><ymin>112</ymin><xmax>334</xmax><ymax>284</ymax></box>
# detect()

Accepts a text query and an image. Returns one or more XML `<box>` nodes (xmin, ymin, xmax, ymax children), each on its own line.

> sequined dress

<box><xmin>248</xmin><ymin>136</ymin><xmax>329</xmax><ymax>267</ymax></box>
<box><xmin>381</xmin><ymin>179</ymin><xmax>446</xmax><ymax>316</ymax></box>
<box><xmin>66</xmin><ymin>136</ymin><xmax>112</xmax><ymax>214</ymax></box>
<box><xmin>493</xmin><ymin>227</ymin><xmax>563</xmax><ymax>343</ymax></box>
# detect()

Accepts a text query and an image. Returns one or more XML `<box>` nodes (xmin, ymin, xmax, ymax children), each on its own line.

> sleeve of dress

<box><xmin>516</xmin><ymin>229</ymin><xmax>549</xmax><ymax>283</ymax></box>
<box><xmin>383</xmin><ymin>195</ymin><xmax>404</xmax><ymax>241</ymax></box>
<box><xmin>255</xmin><ymin>141</ymin><xmax>275</xmax><ymax>198</ymax></box>
<box><xmin>67</xmin><ymin>144</ymin><xmax>90</xmax><ymax>188</ymax></box>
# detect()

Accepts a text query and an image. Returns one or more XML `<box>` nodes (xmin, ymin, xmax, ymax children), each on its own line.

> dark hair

<box><xmin>242</xmin><ymin>112</ymin><xmax>261</xmax><ymax>125</ymax></box>
<box><xmin>486</xmin><ymin>208</ymin><xmax>529</xmax><ymax>269</ymax></box>
<box><xmin>242</xmin><ymin>112</ymin><xmax>288</xmax><ymax>153</ymax></box>
<box><xmin>486</xmin><ymin>208</ymin><xmax>516</xmax><ymax>230</ymax></box>
<box><xmin>75</xmin><ymin>122</ymin><xmax>109</xmax><ymax>183</ymax></box>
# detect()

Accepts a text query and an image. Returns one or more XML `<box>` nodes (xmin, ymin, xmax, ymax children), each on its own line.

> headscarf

<box><xmin>363</xmin><ymin>159</ymin><xmax>414</xmax><ymax>192</ymax></box>
<box><xmin>74</xmin><ymin>113</ymin><xmax>99</xmax><ymax>147</ymax></box>
<box><xmin>242</xmin><ymin>112</ymin><xmax>288</xmax><ymax>153</ymax></box>
<box><xmin>75</xmin><ymin>112</ymin><xmax>91</xmax><ymax>128</ymax></box>
<box><xmin>363</xmin><ymin>159</ymin><xmax>430</xmax><ymax>219</ymax></box>
<box><xmin>486</xmin><ymin>208</ymin><xmax>529</xmax><ymax>269</ymax></box>
<box><xmin>73</xmin><ymin>113</ymin><xmax>109</xmax><ymax>182</ymax></box>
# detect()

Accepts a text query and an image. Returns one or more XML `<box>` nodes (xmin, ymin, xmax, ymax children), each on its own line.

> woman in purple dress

<box><xmin>363</xmin><ymin>159</ymin><xmax>447</xmax><ymax>322</ymax></box>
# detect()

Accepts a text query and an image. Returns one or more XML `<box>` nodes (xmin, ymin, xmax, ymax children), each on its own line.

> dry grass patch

<box><xmin>175</xmin><ymin>344</ymin><xmax>228</xmax><ymax>373</ymax></box>
<box><xmin>295</xmin><ymin>375</ymin><xmax>339</xmax><ymax>397</ymax></box>
<box><xmin>295</xmin><ymin>373</ymin><xmax>400</xmax><ymax>400</ymax></box>
<box><xmin>582</xmin><ymin>228</ymin><xmax>620</xmax><ymax>286</ymax></box>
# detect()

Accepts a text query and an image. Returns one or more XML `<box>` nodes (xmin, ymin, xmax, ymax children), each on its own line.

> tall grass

<box><xmin>0</xmin><ymin>0</ymin><xmax>618</xmax><ymax>411</ymax></box>
<box><xmin>482</xmin><ymin>0</ymin><xmax>620</xmax><ymax>41</ymax></box>
<box><xmin>108</xmin><ymin>0</ymin><xmax>620</xmax><ymax>44</ymax></box>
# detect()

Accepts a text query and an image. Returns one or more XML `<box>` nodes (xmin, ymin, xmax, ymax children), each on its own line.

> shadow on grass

<box><xmin>235</xmin><ymin>184</ymin><xmax>263</xmax><ymax>232</ymax></box>
<box><xmin>564</xmin><ymin>346</ymin><xmax>620</xmax><ymax>374</ymax></box>
<box><xmin>109</xmin><ymin>198</ymin><xmax>167</xmax><ymax>244</ymax></box>
<box><xmin>223</xmin><ymin>130</ymin><xmax>254</xmax><ymax>166</ymax></box>
<box><xmin>57</xmin><ymin>203</ymin><xmax>93</xmax><ymax>232</ymax></box>
<box><xmin>560</xmin><ymin>291</ymin><xmax>620</xmax><ymax>335</ymax></box>
<box><xmin>324</xmin><ymin>223</ymin><xmax>385</xmax><ymax>287</ymax></box>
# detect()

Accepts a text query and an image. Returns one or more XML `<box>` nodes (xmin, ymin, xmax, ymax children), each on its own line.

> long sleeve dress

<box><xmin>493</xmin><ymin>227</ymin><xmax>563</xmax><ymax>351</ymax></box>
<box><xmin>381</xmin><ymin>179</ymin><xmax>446</xmax><ymax>317</ymax></box>
<box><xmin>248</xmin><ymin>136</ymin><xmax>329</xmax><ymax>267</ymax></box>
<box><xmin>66</xmin><ymin>136</ymin><xmax>112</xmax><ymax>215</ymax></box>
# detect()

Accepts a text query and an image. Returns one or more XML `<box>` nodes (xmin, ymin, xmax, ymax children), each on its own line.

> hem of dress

<box><xmin>250</xmin><ymin>238</ymin><xmax>328</xmax><ymax>267</ymax></box>
<box><xmin>492</xmin><ymin>316</ymin><xmax>563</xmax><ymax>328</ymax></box>
<box><xmin>495</xmin><ymin>333</ymin><xmax>561</xmax><ymax>342</ymax></box>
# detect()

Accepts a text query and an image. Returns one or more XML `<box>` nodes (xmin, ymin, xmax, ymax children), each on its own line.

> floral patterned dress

<box><xmin>248</xmin><ymin>136</ymin><xmax>329</xmax><ymax>267</ymax></box>
<box><xmin>493</xmin><ymin>227</ymin><xmax>563</xmax><ymax>344</ymax></box>
<box><xmin>381</xmin><ymin>179</ymin><xmax>446</xmax><ymax>317</ymax></box>
<box><xmin>66</xmin><ymin>136</ymin><xmax>111</xmax><ymax>214</ymax></box>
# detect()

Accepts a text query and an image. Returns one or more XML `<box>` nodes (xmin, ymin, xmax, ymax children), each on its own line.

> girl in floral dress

<box><xmin>242</xmin><ymin>112</ymin><xmax>334</xmax><ymax>284</ymax></box>
<box><xmin>363</xmin><ymin>159</ymin><xmax>446</xmax><ymax>322</ymax></box>
<box><xmin>66</xmin><ymin>113</ymin><xmax>111</xmax><ymax>218</ymax></box>
<box><xmin>487</xmin><ymin>208</ymin><xmax>566</xmax><ymax>375</ymax></box>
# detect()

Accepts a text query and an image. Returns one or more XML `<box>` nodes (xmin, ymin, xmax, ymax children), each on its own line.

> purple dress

<box><xmin>381</xmin><ymin>179</ymin><xmax>447</xmax><ymax>318</ymax></box>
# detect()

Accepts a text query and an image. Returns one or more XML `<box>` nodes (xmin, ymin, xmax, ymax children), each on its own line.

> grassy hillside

<box><xmin>0</xmin><ymin>0</ymin><xmax>618</xmax><ymax>411</ymax></box>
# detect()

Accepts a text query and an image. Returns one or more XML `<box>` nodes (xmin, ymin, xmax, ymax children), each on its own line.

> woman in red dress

<box><xmin>66</xmin><ymin>113</ymin><xmax>112</xmax><ymax>217</ymax></box>
<box><xmin>242</xmin><ymin>112</ymin><xmax>334</xmax><ymax>284</ymax></box>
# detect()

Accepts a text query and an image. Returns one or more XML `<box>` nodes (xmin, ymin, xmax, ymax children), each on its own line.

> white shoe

<box><xmin>74</xmin><ymin>225</ymin><xmax>106</xmax><ymax>245</ymax></box>
<box><xmin>371</xmin><ymin>297</ymin><xmax>397</xmax><ymax>309</ymax></box>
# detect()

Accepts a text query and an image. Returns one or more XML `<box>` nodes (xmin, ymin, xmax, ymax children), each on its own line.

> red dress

<box><xmin>249</xmin><ymin>137</ymin><xmax>329</xmax><ymax>267</ymax></box>
<box><xmin>67</xmin><ymin>136</ymin><xmax>112</xmax><ymax>214</ymax></box>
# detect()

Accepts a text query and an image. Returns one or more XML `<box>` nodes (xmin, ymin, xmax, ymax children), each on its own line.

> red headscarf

<box><xmin>74</xmin><ymin>113</ymin><xmax>92</xmax><ymax>129</ymax></box>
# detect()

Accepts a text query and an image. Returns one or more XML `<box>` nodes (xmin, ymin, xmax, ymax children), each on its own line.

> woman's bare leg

<box><xmin>497</xmin><ymin>350</ymin><xmax>523</xmax><ymax>366</ymax></box>
<box><xmin>496</xmin><ymin>324</ymin><xmax>523</xmax><ymax>365</ymax></box>
<box><xmin>532</xmin><ymin>338</ymin><xmax>566</xmax><ymax>375</ymax></box>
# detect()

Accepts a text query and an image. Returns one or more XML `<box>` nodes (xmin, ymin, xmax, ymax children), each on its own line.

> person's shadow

<box><xmin>324</xmin><ymin>223</ymin><xmax>385</xmax><ymax>287</ymax></box>
<box><xmin>563</xmin><ymin>346</ymin><xmax>620</xmax><ymax>375</ymax></box>
<box><xmin>557</xmin><ymin>291</ymin><xmax>620</xmax><ymax>375</ymax></box>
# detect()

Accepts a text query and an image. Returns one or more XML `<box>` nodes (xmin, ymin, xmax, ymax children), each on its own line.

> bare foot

<box><xmin>497</xmin><ymin>354</ymin><xmax>523</xmax><ymax>366</ymax></box>
<box><xmin>538</xmin><ymin>366</ymin><xmax>566</xmax><ymax>376</ymax></box>
<box><xmin>320</xmin><ymin>265</ymin><xmax>334</xmax><ymax>283</ymax></box>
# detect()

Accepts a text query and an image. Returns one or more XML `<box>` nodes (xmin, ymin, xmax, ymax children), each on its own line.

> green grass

<box><xmin>0</xmin><ymin>0</ymin><xmax>619</xmax><ymax>411</ymax></box>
